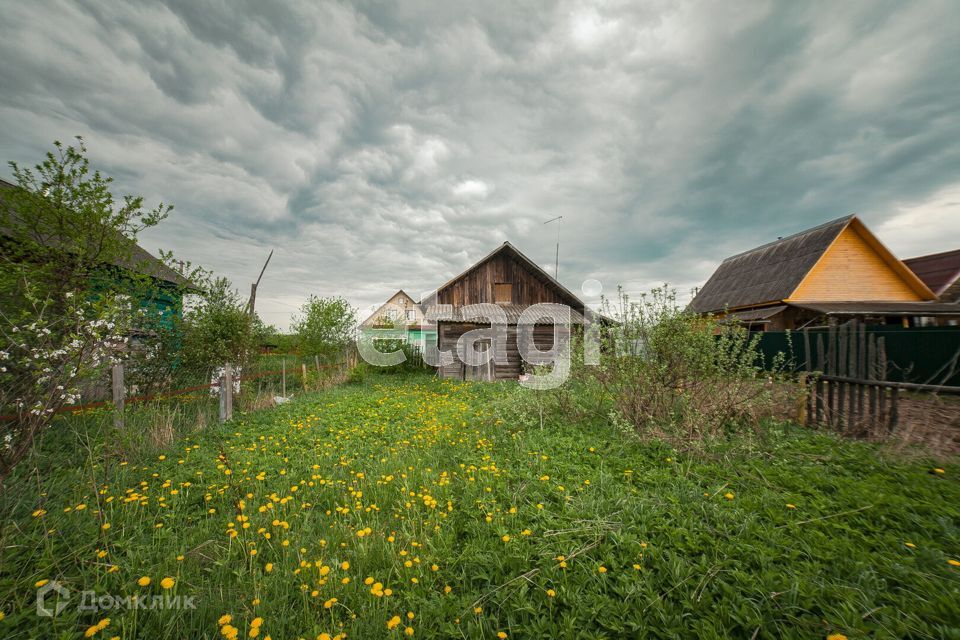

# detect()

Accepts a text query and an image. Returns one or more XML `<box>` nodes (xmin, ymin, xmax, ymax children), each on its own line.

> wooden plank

<box><xmin>817</xmin><ymin>375</ymin><xmax>960</xmax><ymax>395</ymax></box>
<box><xmin>816</xmin><ymin>334</ymin><xmax>825</xmax><ymax>373</ymax></box>
<box><xmin>838</xmin><ymin>322</ymin><xmax>848</xmax><ymax>377</ymax></box>
<box><xmin>888</xmin><ymin>387</ymin><xmax>900</xmax><ymax>433</ymax></box>
<box><xmin>815</xmin><ymin>378</ymin><xmax>823</xmax><ymax>425</ymax></box>
<box><xmin>827</xmin><ymin>379</ymin><xmax>835</xmax><ymax>428</ymax></box>
<box><xmin>220</xmin><ymin>363</ymin><xmax>233</xmax><ymax>423</ymax></box>
<box><xmin>827</xmin><ymin>321</ymin><xmax>837</xmax><ymax>376</ymax></box>
<box><xmin>837</xmin><ymin>381</ymin><xmax>846</xmax><ymax>432</ymax></box>
<box><xmin>112</xmin><ymin>363</ymin><xmax>124</xmax><ymax>430</ymax></box>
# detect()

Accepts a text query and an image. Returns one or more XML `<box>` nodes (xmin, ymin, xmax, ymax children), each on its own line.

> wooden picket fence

<box><xmin>802</xmin><ymin>320</ymin><xmax>960</xmax><ymax>435</ymax></box>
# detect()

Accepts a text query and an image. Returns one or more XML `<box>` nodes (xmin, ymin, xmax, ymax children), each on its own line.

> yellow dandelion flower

<box><xmin>137</xmin><ymin>576</ymin><xmax>151</xmax><ymax>587</ymax></box>
<box><xmin>598</xmin><ymin>565</ymin><xmax>607</xmax><ymax>573</ymax></box>
<box><xmin>387</xmin><ymin>615</ymin><xmax>402</xmax><ymax>630</ymax></box>
<box><xmin>723</xmin><ymin>492</ymin><xmax>734</xmax><ymax>500</ymax></box>
<box><xmin>160</xmin><ymin>577</ymin><xmax>175</xmax><ymax>589</ymax></box>
<box><xmin>218</xmin><ymin>615</ymin><xmax>233</xmax><ymax>625</ymax></box>
<box><xmin>546</xmin><ymin>589</ymin><xmax>556</xmax><ymax>597</ymax></box>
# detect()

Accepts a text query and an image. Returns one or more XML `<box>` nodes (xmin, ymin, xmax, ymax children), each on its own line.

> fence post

<box><xmin>111</xmin><ymin>363</ymin><xmax>124</xmax><ymax>430</ymax></box>
<box><xmin>315</xmin><ymin>355</ymin><xmax>321</xmax><ymax>374</ymax></box>
<box><xmin>282</xmin><ymin>357</ymin><xmax>287</xmax><ymax>397</ymax></box>
<box><xmin>798</xmin><ymin>372</ymin><xmax>808</xmax><ymax>426</ymax></box>
<box><xmin>220</xmin><ymin>363</ymin><xmax>233</xmax><ymax>423</ymax></box>
<box><xmin>302</xmin><ymin>363</ymin><xmax>308</xmax><ymax>391</ymax></box>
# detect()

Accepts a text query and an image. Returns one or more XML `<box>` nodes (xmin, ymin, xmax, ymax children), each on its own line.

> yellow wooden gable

<box><xmin>786</xmin><ymin>217</ymin><xmax>935</xmax><ymax>302</ymax></box>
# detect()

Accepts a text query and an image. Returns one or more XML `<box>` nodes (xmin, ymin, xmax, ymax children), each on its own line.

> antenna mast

<box><xmin>544</xmin><ymin>216</ymin><xmax>563</xmax><ymax>278</ymax></box>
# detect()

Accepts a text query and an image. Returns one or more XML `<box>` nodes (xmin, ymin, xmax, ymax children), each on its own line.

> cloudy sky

<box><xmin>2</xmin><ymin>1</ymin><xmax>959</xmax><ymax>329</ymax></box>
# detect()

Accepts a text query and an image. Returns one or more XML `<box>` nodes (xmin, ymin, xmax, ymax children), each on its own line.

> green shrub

<box><xmin>346</xmin><ymin>363</ymin><xmax>368</xmax><ymax>384</ymax></box>
<box><xmin>551</xmin><ymin>287</ymin><xmax>789</xmax><ymax>442</ymax></box>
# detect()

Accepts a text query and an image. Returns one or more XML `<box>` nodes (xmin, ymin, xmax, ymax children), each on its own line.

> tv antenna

<box><xmin>544</xmin><ymin>216</ymin><xmax>563</xmax><ymax>278</ymax></box>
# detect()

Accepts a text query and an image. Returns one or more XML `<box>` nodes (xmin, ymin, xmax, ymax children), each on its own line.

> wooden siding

<box><xmin>789</xmin><ymin>225</ymin><xmax>927</xmax><ymax>302</ymax></box>
<box><xmin>438</xmin><ymin>253</ymin><xmax>580</xmax><ymax>310</ymax></box>
<box><xmin>437</xmin><ymin>322</ymin><xmax>570</xmax><ymax>380</ymax></box>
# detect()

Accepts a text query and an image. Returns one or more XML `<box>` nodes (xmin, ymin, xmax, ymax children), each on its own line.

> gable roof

<box><xmin>436</xmin><ymin>241</ymin><xmax>585</xmax><ymax>310</ymax></box>
<box><xmin>689</xmin><ymin>216</ymin><xmax>853</xmax><ymax>313</ymax></box>
<box><xmin>360</xmin><ymin>289</ymin><xmax>429</xmax><ymax>327</ymax></box>
<box><xmin>904</xmin><ymin>248</ymin><xmax>960</xmax><ymax>300</ymax></box>
<box><xmin>689</xmin><ymin>215</ymin><xmax>934</xmax><ymax>313</ymax></box>
<box><xmin>0</xmin><ymin>177</ymin><xmax>192</xmax><ymax>288</ymax></box>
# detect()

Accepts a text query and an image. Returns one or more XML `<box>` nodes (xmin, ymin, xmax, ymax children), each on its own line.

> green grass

<box><xmin>1</xmin><ymin>375</ymin><xmax>958</xmax><ymax>639</ymax></box>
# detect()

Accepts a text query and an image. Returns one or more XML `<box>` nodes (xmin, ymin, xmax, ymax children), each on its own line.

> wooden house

<box><xmin>359</xmin><ymin>289</ymin><xmax>437</xmax><ymax>349</ymax></box>
<box><xmin>425</xmin><ymin>242</ymin><xmax>586</xmax><ymax>380</ymax></box>
<box><xmin>689</xmin><ymin>215</ymin><xmax>960</xmax><ymax>329</ymax></box>
<box><xmin>0</xmin><ymin>177</ymin><xmax>194</xmax><ymax>330</ymax></box>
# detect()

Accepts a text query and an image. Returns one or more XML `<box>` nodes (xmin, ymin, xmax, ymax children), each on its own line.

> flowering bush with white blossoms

<box><xmin>0</xmin><ymin>295</ymin><xmax>130</xmax><ymax>482</ymax></box>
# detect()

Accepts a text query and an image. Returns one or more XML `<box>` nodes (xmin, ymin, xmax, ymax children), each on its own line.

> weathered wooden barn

<box><xmin>689</xmin><ymin>215</ymin><xmax>960</xmax><ymax>329</ymax></box>
<box><xmin>426</xmin><ymin>242</ymin><xmax>587</xmax><ymax>380</ymax></box>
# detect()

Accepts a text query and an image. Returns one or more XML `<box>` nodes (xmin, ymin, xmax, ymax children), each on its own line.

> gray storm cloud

<box><xmin>2</xmin><ymin>0</ymin><xmax>959</xmax><ymax>329</ymax></box>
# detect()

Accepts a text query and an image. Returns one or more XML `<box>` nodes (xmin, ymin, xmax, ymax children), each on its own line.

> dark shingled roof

<box><xmin>904</xmin><ymin>248</ymin><xmax>960</xmax><ymax>301</ymax></box>
<box><xmin>0</xmin><ymin>177</ymin><xmax>192</xmax><ymax>288</ymax></box>
<box><xmin>689</xmin><ymin>216</ymin><xmax>853</xmax><ymax>314</ymax></box>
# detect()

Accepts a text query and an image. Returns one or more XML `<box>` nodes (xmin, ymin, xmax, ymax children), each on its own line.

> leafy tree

<box><xmin>178</xmin><ymin>275</ymin><xmax>256</xmax><ymax>375</ymax></box>
<box><xmin>292</xmin><ymin>296</ymin><xmax>356</xmax><ymax>362</ymax></box>
<box><xmin>0</xmin><ymin>138</ymin><xmax>169</xmax><ymax>483</ymax></box>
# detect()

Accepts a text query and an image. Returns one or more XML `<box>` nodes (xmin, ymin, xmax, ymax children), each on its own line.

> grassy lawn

<box><xmin>1</xmin><ymin>375</ymin><xmax>958</xmax><ymax>639</ymax></box>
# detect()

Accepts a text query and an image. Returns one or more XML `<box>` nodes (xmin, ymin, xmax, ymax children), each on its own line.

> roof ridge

<box><xmin>904</xmin><ymin>247</ymin><xmax>960</xmax><ymax>262</ymax></box>
<box><xmin>721</xmin><ymin>214</ymin><xmax>854</xmax><ymax>263</ymax></box>
<box><xmin>434</xmin><ymin>241</ymin><xmax>584</xmax><ymax>308</ymax></box>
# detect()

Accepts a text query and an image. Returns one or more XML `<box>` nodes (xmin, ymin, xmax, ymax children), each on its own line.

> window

<box><xmin>406</xmin><ymin>309</ymin><xmax>416</xmax><ymax>321</ymax></box>
<box><xmin>494</xmin><ymin>283</ymin><xmax>512</xmax><ymax>304</ymax></box>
